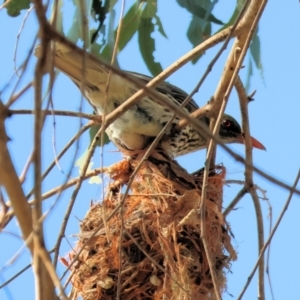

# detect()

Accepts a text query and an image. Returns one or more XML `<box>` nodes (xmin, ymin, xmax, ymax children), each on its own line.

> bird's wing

<box><xmin>128</xmin><ymin>72</ymin><xmax>199</xmax><ymax>112</ymax></box>
<box><xmin>34</xmin><ymin>43</ymin><xmax>199</xmax><ymax>113</ymax></box>
<box><xmin>34</xmin><ymin>42</ymin><xmax>109</xmax><ymax>89</ymax></box>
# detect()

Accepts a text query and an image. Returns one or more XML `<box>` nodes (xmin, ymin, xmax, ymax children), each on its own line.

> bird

<box><xmin>34</xmin><ymin>42</ymin><xmax>265</xmax><ymax>157</ymax></box>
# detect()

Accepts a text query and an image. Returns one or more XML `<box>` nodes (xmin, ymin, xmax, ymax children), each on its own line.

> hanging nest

<box><xmin>67</xmin><ymin>152</ymin><xmax>237</xmax><ymax>300</ymax></box>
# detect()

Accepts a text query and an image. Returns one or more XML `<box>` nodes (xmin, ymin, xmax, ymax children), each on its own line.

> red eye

<box><xmin>222</xmin><ymin>120</ymin><xmax>231</xmax><ymax>127</ymax></box>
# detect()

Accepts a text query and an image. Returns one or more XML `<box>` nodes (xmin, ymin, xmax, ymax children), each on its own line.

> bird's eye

<box><xmin>222</xmin><ymin>120</ymin><xmax>231</xmax><ymax>128</ymax></box>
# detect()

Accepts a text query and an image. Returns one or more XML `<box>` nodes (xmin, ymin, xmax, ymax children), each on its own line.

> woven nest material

<box><xmin>67</xmin><ymin>152</ymin><xmax>236</xmax><ymax>300</ymax></box>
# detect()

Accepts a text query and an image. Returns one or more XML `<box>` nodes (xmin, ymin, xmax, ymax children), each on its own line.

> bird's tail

<box><xmin>34</xmin><ymin>42</ymin><xmax>109</xmax><ymax>89</ymax></box>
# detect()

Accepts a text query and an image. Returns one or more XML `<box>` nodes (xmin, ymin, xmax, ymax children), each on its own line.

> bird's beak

<box><xmin>236</xmin><ymin>134</ymin><xmax>266</xmax><ymax>150</ymax></box>
<box><xmin>250</xmin><ymin>136</ymin><xmax>266</xmax><ymax>150</ymax></box>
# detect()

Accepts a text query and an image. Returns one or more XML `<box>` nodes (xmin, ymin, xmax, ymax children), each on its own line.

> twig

<box><xmin>0</xmin><ymin>190</ymin><xmax>9</xmax><ymax>226</ymax></box>
<box><xmin>223</xmin><ymin>187</ymin><xmax>247</xmax><ymax>217</ymax></box>
<box><xmin>6</xmin><ymin>82</ymin><xmax>33</xmax><ymax>107</ymax></box>
<box><xmin>0</xmin><ymin>101</ymin><xmax>33</xmax><ymax>250</ymax></box>
<box><xmin>19</xmin><ymin>151</ymin><xmax>34</xmax><ymax>184</ymax></box>
<box><xmin>33</xmin><ymin>166</ymin><xmax>107</xmax><ymax>203</ymax></box>
<box><xmin>0</xmin><ymin>264</ymin><xmax>31</xmax><ymax>289</ymax></box>
<box><xmin>13</xmin><ymin>6</ymin><xmax>34</xmax><ymax>76</ymax></box>
<box><xmin>236</xmin><ymin>75</ymin><xmax>265</xmax><ymax>299</ymax></box>
<box><xmin>53</xmin><ymin>122</ymin><xmax>102</xmax><ymax>266</ymax></box>
<box><xmin>110</xmin><ymin>2</ymin><xmax>126</xmax><ymax>299</ymax></box>
<box><xmin>36</xmin><ymin>245</ymin><xmax>68</xmax><ymax>300</ymax></box>
<box><xmin>26</xmin><ymin>121</ymin><xmax>93</xmax><ymax>200</ymax></box>
<box><xmin>265</xmin><ymin>203</ymin><xmax>275</xmax><ymax>300</ymax></box>
<box><xmin>6</xmin><ymin>35</ymin><xmax>37</xmax><ymax>109</ymax></box>
<box><xmin>9</xmin><ymin>109</ymin><xmax>101</xmax><ymax>121</ymax></box>
<box><xmin>237</xmin><ymin>168</ymin><xmax>300</xmax><ymax>300</ymax></box>
<box><xmin>31</xmin><ymin>4</ymin><xmax>57</xmax><ymax>296</ymax></box>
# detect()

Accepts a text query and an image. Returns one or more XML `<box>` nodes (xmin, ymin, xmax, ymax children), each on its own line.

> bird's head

<box><xmin>218</xmin><ymin>114</ymin><xmax>266</xmax><ymax>150</ymax></box>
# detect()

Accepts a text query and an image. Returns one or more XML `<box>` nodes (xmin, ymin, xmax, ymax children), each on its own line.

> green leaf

<box><xmin>90</xmin><ymin>39</ymin><xmax>103</xmax><ymax>57</ymax></box>
<box><xmin>89</xmin><ymin>123</ymin><xmax>110</xmax><ymax>148</ymax></box>
<box><xmin>244</xmin><ymin>27</ymin><xmax>264</xmax><ymax>91</ymax></box>
<box><xmin>154</xmin><ymin>15</ymin><xmax>167</xmax><ymax>38</ymax></box>
<box><xmin>141</xmin><ymin>0</ymin><xmax>157</xmax><ymax>18</ymax></box>
<box><xmin>250</xmin><ymin>28</ymin><xmax>263</xmax><ymax>76</ymax></box>
<box><xmin>4</xmin><ymin>0</ymin><xmax>30</xmax><ymax>17</ymax></box>
<box><xmin>101</xmin><ymin>2</ymin><xmax>142</xmax><ymax>59</ymax></box>
<box><xmin>187</xmin><ymin>16</ymin><xmax>211</xmax><ymax>63</ymax></box>
<box><xmin>67</xmin><ymin>5</ymin><xmax>82</xmax><ymax>43</ymax></box>
<box><xmin>142</xmin><ymin>0</ymin><xmax>167</xmax><ymax>38</ymax></box>
<box><xmin>237</xmin><ymin>0</ymin><xmax>247</xmax><ymax>11</ymax></box>
<box><xmin>216</xmin><ymin>7</ymin><xmax>239</xmax><ymax>33</ymax></box>
<box><xmin>138</xmin><ymin>18</ymin><xmax>163</xmax><ymax>76</ymax></box>
<box><xmin>177</xmin><ymin>0</ymin><xmax>223</xmax><ymax>25</ymax></box>
<box><xmin>75</xmin><ymin>149</ymin><xmax>102</xmax><ymax>184</ymax></box>
<box><xmin>217</xmin><ymin>0</ymin><xmax>247</xmax><ymax>33</ymax></box>
<box><xmin>116</xmin><ymin>3</ymin><xmax>142</xmax><ymax>52</ymax></box>
<box><xmin>101</xmin><ymin>7</ymin><xmax>116</xmax><ymax>61</ymax></box>
<box><xmin>245</xmin><ymin>55</ymin><xmax>253</xmax><ymax>92</ymax></box>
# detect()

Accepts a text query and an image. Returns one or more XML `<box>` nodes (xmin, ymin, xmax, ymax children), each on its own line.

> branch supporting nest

<box><xmin>66</xmin><ymin>153</ymin><xmax>236</xmax><ymax>299</ymax></box>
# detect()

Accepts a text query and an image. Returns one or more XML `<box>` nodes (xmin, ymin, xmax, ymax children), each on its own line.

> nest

<box><xmin>67</xmin><ymin>152</ymin><xmax>236</xmax><ymax>299</ymax></box>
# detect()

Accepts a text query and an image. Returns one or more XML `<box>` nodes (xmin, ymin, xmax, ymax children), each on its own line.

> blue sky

<box><xmin>0</xmin><ymin>1</ymin><xmax>300</xmax><ymax>299</ymax></box>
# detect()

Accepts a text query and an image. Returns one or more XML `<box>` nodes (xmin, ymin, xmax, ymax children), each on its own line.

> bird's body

<box><xmin>35</xmin><ymin>42</ymin><xmax>265</xmax><ymax>156</ymax></box>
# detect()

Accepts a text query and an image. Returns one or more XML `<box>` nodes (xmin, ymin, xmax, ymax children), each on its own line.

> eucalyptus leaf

<box><xmin>4</xmin><ymin>0</ymin><xmax>30</xmax><ymax>17</ymax></box>
<box><xmin>103</xmin><ymin>7</ymin><xmax>116</xmax><ymax>61</ymax></box>
<box><xmin>75</xmin><ymin>149</ymin><xmax>102</xmax><ymax>184</ymax></box>
<box><xmin>245</xmin><ymin>55</ymin><xmax>253</xmax><ymax>92</ymax></box>
<box><xmin>187</xmin><ymin>16</ymin><xmax>211</xmax><ymax>63</ymax></box>
<box><xmin>138</xmin><ymin>18</ymin><xmax>163</xmax><ymax>76</ymax></box>
<box><xmin>141</xmin><ymin>0</ymin><xmax>157</xmax><ymax>18</ymax></box>
<box><xmin>101</xmin><ymin>3</ymin><xmax>142</xmax><ymax>59</ymax></box>
<box><xmin>89</xmin><ymin>124</ymin><xmax>110</xmax><ymax>147</ymax></box>
<box><xmin>250</xmin><ymin>30</ymin><xmax>263</xmax><ymax>75</ymax></box>
<box><xmin>177</xmin><ymin>0</ymin><xmax>223</xmax><ymax>25</ymax></box>
<box><xmin>216</xmin><ymin>7</ymin><xmax>239</xmax><ymax>33</ymax></box>
<box><xmin>154</xmin><ymin>15</ymin><xmax>167</xmax><ymax>38</ymax></box>
<box><xmin>67</xmin><ymin>6</ymin><xmax>82</xmax><ymax>43</ymax></box>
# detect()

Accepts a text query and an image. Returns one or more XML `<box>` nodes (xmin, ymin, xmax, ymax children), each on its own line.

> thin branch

<box><xmin>237</xmin><ymin>168</ymin><xmax>300</xmax><ymax>300</ymax></box>
<box><xmin>6</xmin><ymin>33</ymin><xmax>38</xmax><ymax>109</ymax></box>
<box><xmin>32</xmin><ymin>2</ymin><xmax>57</xmax><ymax>296</ymax></box>
<box><xmin>13</xmin><ymin>6</ymin><xmax>35</xmax><ymax>76</ymax></box>
<box><xmin>0</xmin><ymin>264</ymin><xmax>31</xmax><ymax>289</ymax></box>
<box><xmin>19</xmin><ymin>150</ymin><xmax>34</xmax><ymax>184</ymax></box>
<box><xmin>36</xmin><ymin>245</ymin><xmax>68</xmax><ymax>300</ymax></box>
<box><xmin>236</xmin><ymin>75</ymin><xmax>265</xmax><ymax>299</ymax></box>
<box><xmin>110</xmin><ymin>2</ymin><xmax>126</xmax><ymax>298</ymax></box>
<box><xmin>26</xmin><ymin>121</ymin><xmax>93</xmax><ymax>200</ymax></box>
<box><xmin>53</xmin><ymin>122</ymin><xmax>102</xmax><ymax>266</ymax></box>
<box><xmin>10</xmin><ymin>109</ymin><xmax>101</xmax><ymax>121</ymax></box>
<box><xmin>0</xmin><ymin>101</ymin><xmax>33</xmax><ymax>250</ymax></box>
<box><xmin>5</xmin><ymin>82</ymin><xmax>33</xmax><ymax>107</ymax></box>
<box><xmin>33</xmin><ymin>166</ymin><xmax>107</xmax><ymax>203</ymax></box>
<box><xmin>223</xmin><ymin>187</ymin><xmax>247</xmax><ymax>217</ymax></box>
